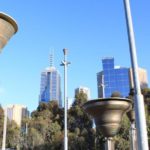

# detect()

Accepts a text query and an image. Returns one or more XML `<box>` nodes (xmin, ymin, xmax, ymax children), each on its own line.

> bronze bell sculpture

<box><xmin>83</xmin><ymin>97</ymin><xmax>132</xmax><ymax>149</ymax></box>
<box><xmin>0</xmin><ymin>12</ymin><xmax>18</xmax><ymax>51</ymax></box>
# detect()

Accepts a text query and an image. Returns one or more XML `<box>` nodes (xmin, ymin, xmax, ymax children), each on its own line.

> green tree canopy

<box><xmin>68</xmin><ymin>91</ymin><xmax>95</xmax><ymax>150</ymax></box>
<box><xmin>21</xmin><ymin>100</ymin><xmax>64</xmax><ymax>150</ymax></box>
<box><xmin>0</xmin><ymin>105</ymin><xmax>4</xmax><ymax>147</ymax></box>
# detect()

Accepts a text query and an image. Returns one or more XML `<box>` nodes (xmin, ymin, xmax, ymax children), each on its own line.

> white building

<box><xmin>67</xmin><ymin>98</ymin><xmax>74</xmax><ymax>109</ymax></box>
<box><xmin>75</xmin><ymin>86</ymin><xmax>91</xmax><ymax>100</ymax></box>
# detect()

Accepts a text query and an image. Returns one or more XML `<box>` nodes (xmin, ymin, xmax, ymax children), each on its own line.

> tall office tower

<box><xmin>39</xmin><ymin>53</ymin><xmax>62</xmax><ymax>107</ymax></box>
<box><xmin>75</xmin><ymin>86</ymin><xmax>91</xmax><ymax>100</ymax></box>
<box><xmin>97</xmin><ymin>57</ymin><xmax>148</xmax><ymax>98</ymax></box>
<box><xmin>7</xmin><ymin>104</ymin><xmax>29</xmax><ymax>127</ymax></box>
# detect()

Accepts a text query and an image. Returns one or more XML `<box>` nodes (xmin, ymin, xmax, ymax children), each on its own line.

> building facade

<box><xmin>7</xmin><ymin>104</ymin><xmax>29</xmax><ymax>127</ymax></box>
<box><xmin>39</xmin><ymin>66</ymin><xmax>62</xmax><ymax>107</ymax></box>
<box><xmin>75</xmin><ymin>86</ymin><xmax>91</xmax><ymax>100</ymax></box>
<box><xmin>97</xmin><ymin>57</ymin><xmax>148</xmax><ymax>98</ymax></box>
<box><xmin>129</xmin><ymin>68</ymin><xmax>148</xmax><ymax>89</ymax></box>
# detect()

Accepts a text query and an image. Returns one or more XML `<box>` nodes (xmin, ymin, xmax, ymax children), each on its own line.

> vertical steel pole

<box><xmin>105</xmin><ymin>138</ymin><xmax>114</xmax><ymax>150</ymax></box>
<box><xmin>2</xmin><ymin>107</ymin><xmax>7</xmax><ymax>150</ymax></box>
<box><xmin>102</xmin><ymin>75</ymin><xmax>105</xmax><ymax>98</ymax></box>
<box><xmin>64</xmin><ymin>49</ymin><xmax>68</xmax><ymax>150</ymax></box>
<box><xmin>25</xmin><ymin>123</ymin><xmax>28</xmax><ymax>135</ymax></box>
<box><xmin>130</xmin><ymin>122</ymin><xmax>137</xmax><ymax>150</ymax></box>
<box><xmin>123</xmin><ymin>0</ymin><xmax>149</xmax><ymax>149</ymax></box>
<box><xmin>61</xmin><ymin>48</ymin><xmax>70</xmax><ymax>150</ymax></box>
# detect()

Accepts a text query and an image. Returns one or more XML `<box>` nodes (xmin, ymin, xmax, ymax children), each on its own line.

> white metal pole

<box><xmin>64</xmin><ymin>49</ymin><xmax>68</xmax><ymax>150</ymax></box>
<box><xmin>105</xmin><ymin>138</ymin><xmax>114</xmax><ymax>150</ymax></box>
<box><xmin>25</xmin><ymin>123</ymin><xmax>28</xmax><ymax>135</ymax></box>
<box><xmin>2</xmin><ymin>107</ymin><xmax>7</xmax><ymax>150</ymax></box>
<box><xmin>61</xmin><ymin>48</ymin><xmax>70</xmax><ymax>150</ymax></box>
<box><xmin>123</xmin><ymin>0</ymin><xmax>149</xmax><ymax>149</ymax></box>
<box><xmin>130</xmin><ymin>122</ymin><xmax>137</xmax><ymax>150</ymax></box>
<box><xmin>102</xmin><ymin>74</ymin><xmax>105</xmax><ymax>98</ymax></box>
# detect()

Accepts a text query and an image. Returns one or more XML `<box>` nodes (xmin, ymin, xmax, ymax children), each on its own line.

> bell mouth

<box><xmin>0</xmin><ymin>12</ymin><xmax>18</xmax><ymax>33</ymax></box>
<box><xmin>83</xmin><ymin>98</ymin><xmax>132</xmax><ymax>137</ymax></box>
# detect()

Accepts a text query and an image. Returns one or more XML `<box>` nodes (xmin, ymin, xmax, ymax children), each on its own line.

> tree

<box><xmin>114</xmin><ymin>115</ymin><xmax>130</xmax><ymax>150</ymax></box>
<box><xmin>68</xmin><ymin>91</ymin><xmax>95</xmax><ymax>150</ymax></box>
<box><xmin>44</xmin><ymin>122</ymin><xmax>63</xmax><ymax>149</ymax></box>
<box><xmin>6</xmin><ymin>120</ymin><xmax>20</xmax><ymax>149</ymax></box>
<box><xmin>21</xmin><ymin>100</ymin><xmax>64</xmax><ymax>149</ymax></box>
<box><xmin>0</xmin><ymin>105</ymin><xmax>4</xmax><ymax>148</ymax></box>
<box><xmin>72</xmin><ymin>91</ymin><xmax>88</xmax><ymax>106</ymax></box>
<box><xmin>110</xmin><ymin>91</ymin><xmax>130</xmax><ymax>149</ymax></box>
<box><xmin>111</xmin><ymin>91</ymin><xmax>122</xmax><ymax>98</ymax></box>
<box><xmin>25</xmin><ymin>127</ymin><xmax>44</xmax><ymax>150</ymax></box>
<box><xmin>141</xmin><ymin>88</ymin><xmax>150</xmax><ymax>147</ymax></box>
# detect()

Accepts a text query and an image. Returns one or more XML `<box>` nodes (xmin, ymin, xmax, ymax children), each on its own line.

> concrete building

<box><xmin>129</xmin><ymin>68</ymin><xmax>148</xmax><ymax>89</ymax></box>
<box><xmin>7</xmin><ymin>104</ymin><xmax>29</xmax><ymax>127</ymax></box>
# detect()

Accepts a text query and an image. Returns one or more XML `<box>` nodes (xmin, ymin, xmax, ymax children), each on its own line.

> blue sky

<box><xmin>0</xmin><ymin>0</ymin><xmax>150</xmax><ymax>112</ymax></box>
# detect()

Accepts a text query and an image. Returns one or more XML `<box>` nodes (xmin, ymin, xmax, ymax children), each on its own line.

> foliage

<box><xmin>0</xmin><ymin>106</ymin><xmax>20</xmax><ymax>149</ymax></box>
<box><xmin>72</xmin><ymin>91</ymin><xmax>88</xmax><ymax>106</ymax></box>
<box><xmin>23</xmin><ymin>127</ymin><xmax>44</xmax><ymax>150</ymax></box>
<box><xmin>1</xmin><ymin>87</ymin><xmax>150</xmax><ymax>149</ymax></box>
<box><xmin>114</xmin><ymin>115</ymin><xmax>130</xmax><ymax>150</ymax></box>
<box><xmin>0</xmin><ymin>105</ymin><xmax>4</xmax><ymax>147</ymax></box>
<box><xmin>95</xmin><ymin>128</ymin><xmax>105</xmax><ymax>150</ymax></box>
<box><xmin>6</xmin><ymin>120</ymin><xmax>20</xmax><ymax>149</ymax></box>
<box><xmin>20</xmin><ymin>100</ymin><xmax>64</xmax><ymax>150</ymax></box>
<box><xmin>111</xmin><ymin>91</ymin><xmax>122</xmax><ymax>97</ymax></box>
<box><xmin>142</xmin><ymin>88</ymin><xmax>150</xmax><ymax>147</ymax></box>
<box><xmin>68</xmin><ymin>91</ymin><xmax>95</xmax><ymax>150</ymax></box>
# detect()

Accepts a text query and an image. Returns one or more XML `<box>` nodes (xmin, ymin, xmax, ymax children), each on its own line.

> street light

<box><xmin>123</xmin><ymin>0</ymin><xmax>149</xmax><ymax>149</ymax></box>
<box><xmin>0</xmin><ymin>12</ymin><xmax>18</xmax><ymax>150</ymax></box>
<box><xmin>83</xmin><ymin>98</ymin><xmax>132</xmax><ymax>150</ymax></box>
<box><xmin>101</xmin><ymin>74</ymin><xmax>105</xmax><ymax>98</ymax></box>
<box><xmin>60</xmin><ymin>48</ymin><xmax>70</xmax><ymax>150</ymax></box>
<box><xmin>0</xmin><ymin>12</ymin><xmax>18</xmax><ymax>52</ymax></box>
<box><xmin>2</xmin><ymin>107</ymin><xmax>7</xmax><ymax>150</ymax></box>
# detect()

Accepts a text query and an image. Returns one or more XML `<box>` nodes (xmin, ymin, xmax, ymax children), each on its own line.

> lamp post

<box><xmin>2</xmin><ymin>107</ymin><xmax>7</xmax><ymax>150</ymax></box>
<box><xmin>0</xmin><ymin>12</ymin><xmax>18</xmax><ymax>150</ymax></box>
<box><xmin>61</xmin><ymin>48</ymin><xmax>70</xmax><ymax>150</ymax></box>
<box><xmin>123</xmin><ymin>0</ymin><xmax>149</xmax><ymax>149</ymax></box>
<box><xmin>101</xmin><ymin>74</ymin><xmax>105</xmax><ymax>98</ymax></box>
<box><xmin>127</xmin><ymin>107</ymin><xmax>137</xmax><ymax>150</ymax></box>
<box><xmin>0</xmin><ymin>12</ymin><xmax>18</xmax><ymax>51</ymax></box>
<box><xmin>83</xmin><ymin>98</ymin><xmax>132</xmax><ymax>150</ymax></box>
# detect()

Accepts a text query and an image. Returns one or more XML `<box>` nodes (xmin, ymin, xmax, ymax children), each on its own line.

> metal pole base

<box><xmin>105</xmin><ymin>138</ymin><xmax>114</xmax><ymax>150</ymax></box>
<box><xmin>130</xmin><ymin>122</ymin><xmax>138</xmax><ymax>150</ymax></box>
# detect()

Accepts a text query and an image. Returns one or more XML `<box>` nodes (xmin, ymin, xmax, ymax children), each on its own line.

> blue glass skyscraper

<box><xmin>97</xmin><ymin>57</ymin><xmax>130</xmax><ymax>98</ymax></box>
<box><xmin>39</xmin><ymin>54</ymin><xmax>62</xmax><ymax>107</ymax></box>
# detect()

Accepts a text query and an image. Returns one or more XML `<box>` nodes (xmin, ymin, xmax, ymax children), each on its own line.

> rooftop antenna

<box><xmin>49</xmin><ymin>49</ymin><xmax>54</xmax><ymax>67</ymax></box>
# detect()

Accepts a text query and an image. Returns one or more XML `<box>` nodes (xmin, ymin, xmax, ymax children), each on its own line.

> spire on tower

<box><xmin>49</xmin><ymin>49</ymin><xmax>54</xmax><ymax>67</ymax></box>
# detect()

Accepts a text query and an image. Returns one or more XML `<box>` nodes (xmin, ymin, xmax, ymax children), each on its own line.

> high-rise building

<box><xmin>97</xmin><ymin>57</ymin><xmax>148</xmax><ymax>98</ymax></box>
<box><xmin>39</xmin><ymin>53</ymin><xmax>62</xmax><ymax>107</ymax></box>
<box><xmin>75</xmin><ymin>86</ymin><xmax>91</xmax><ymax>100</ymax></box>
<box><xmin>7</xmin><ymin>104</ymin><xmax>29</xmax><ymax>127</ymax></box>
